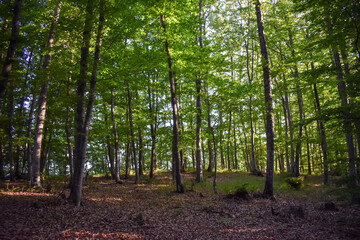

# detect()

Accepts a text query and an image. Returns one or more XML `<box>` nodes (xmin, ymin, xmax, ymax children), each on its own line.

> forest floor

<box><xmin>1</xmin><ymin>171</ymin><xmax>360</xmax><ymax>239</ymax></box>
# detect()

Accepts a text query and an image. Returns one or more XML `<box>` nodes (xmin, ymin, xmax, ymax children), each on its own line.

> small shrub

<box><xmin>227</xmin><ymin>183</ymin><xmax>251</xmax><ymax>200</ymax></box>
<box><xmin>285</xmin><ymin>177</ymin><xmax>304</xmax><ymax>190</ymax></box>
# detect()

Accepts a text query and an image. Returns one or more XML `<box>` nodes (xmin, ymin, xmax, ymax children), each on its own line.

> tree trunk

<box><xmin>240</xmin><ymin>121</ymin><xmax>250</xmax><ymax>171</ymax></box>
<box><xmin>246</xmin><ymin>38</ymin><xmax>258</xmax><ymax>174</ymax></box>
<box><xmin>127</xmin><ymin>83</ymin><xmax>139</xmax><ymax>184</ymax></box>
<box><xmin>281</xmin><ymin>95</ymin><xmax>290</xmax><ymax>172</ymax></box>
<box><xmin>125</xmin><ymin>142</ymin><xmax>130</xmax><ymax>178</ymax></box>
<box><xmin>233</xmin><ymin>120</ymin><xmax>239</xmax><ymax>169</ymax></box>
<box><xmin>255</xmin><ymin>0</ymin><xmax>275</xmax><ymax>198</ymax></box>
<box><xmin>0</xmin><ymin>0</ymin><xmax>22</xmax><ymax>98</ymax></box>
<box><xmin>312</xmin><ymin>63</ymin><xmax>328</xmax><ymax>184</ymax></box>
<box><xmin>285</xmin><ymin>92</ymin><xmax>295</xmax><ymax>171</ymax></box>
<box><xmin>219</xmin><ymin>108</ymin><xmax>225</xmax><ymax>169</ymax></box>
<box><xmin>160</xmin><ymin>14</ymin><xmax>183</xmax><ymax>193</ymax></box>
<box><xmin>104</xmin><ymin>105</ymin><xmax>115</xmax><ymax>179</ymax></box>
<box><xmin>7</xmin><ymin>89</ymin><xmax>15</xmax><ymax>181</ymax></box>
<box><xmin>26</xmin><ymin>93</ymin><xmax>36</xmax><ymax>180</ymax></box>
<box><xmin>332</xmin><ymin>50</ymin><xmax>356</xmax><ymax>176</ymax></box>
<box><xmin>227</xmin><ymin>111</ymin><xmax>232</xmax><ymax>171</ymax></box>
<box><xmin>204</xmin><ymin>81</ymin><xmax>215</xmax><ymax>172</ymax></box>
<box><xmin>69</xmin><ymin>0</ymin><xmax>103</xmax><ymax>206</ymax></box>
<box><xmin>138</xmin><ymin>127</ymin><xmax>144</xmax><ymax>176</ymax></box>
<box><xmin>66</xmin><ymin>75</ymin><xmax>73</xmax><ymax>185</ymax></box>
<box><xmin>289</xmin><ymin>32</ymin><xmax>303</xmax><ymax>177</ymax></box>
<box><xmin>40</xmin><ymin>122</ymin><xmax>53</xmax><ymax>175</ymax></box>
<box><xmin>327</xmin><ymin>22</ymin><xmax>356</xmax><ymax>177</ymax></box>
<box><xmin>31</xmin><ymin>1</ymin><xmax>61</xmax><ymax>187</ymax></box>
<box><xmin>0</xmin><ymin>144</ymin><xmax>4</xmax><ymax>179</ymax></box>
<box><xmin>111</xmin><ymin>89</ymin><xmax>121</xmax><ymax>182</ymax></box>
<box><xmin>195</xmin><ymin>75</ymin><xmax>203</xmax><ymax>182</ymax></box>
<box><xmin>148</xmin><ymin>82</ymin><xmax>157</xmax><ymax>178</ymax></box>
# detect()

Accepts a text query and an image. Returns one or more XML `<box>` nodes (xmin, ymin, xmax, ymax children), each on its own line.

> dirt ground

<box><xmin>1</xmin><ymin>172</ymin><xmax>360</xmax><ymax>239</ymax></box>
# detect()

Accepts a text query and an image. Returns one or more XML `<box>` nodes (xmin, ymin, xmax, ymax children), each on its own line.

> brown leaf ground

<box><xmin>1</xmin><ymin>172</ymin><xmax>360</xmax><ymax>239</ymax></box>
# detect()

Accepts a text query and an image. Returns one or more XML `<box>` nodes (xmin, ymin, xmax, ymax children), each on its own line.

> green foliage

<box><xmin>285</xmin><ymin>176</ymin><xmax>305</xmax><ymax>190</ymax></box>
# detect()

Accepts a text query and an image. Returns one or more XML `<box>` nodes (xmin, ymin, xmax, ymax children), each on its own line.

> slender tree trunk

<box><xmin>195</xmin><ymin>75</ymin><xmax>203</xmax><ymax>182</ymax></box>
<box><xmin>40</xmin><ymin>122</ymin><xmax>53</xmax><ymax>175</ymax></box>
<box><xmin>14</xmin><ymin>95</ymin><xmax>25</xmax><ymax>178</ymax></box>
<box><xmin>227</xmin><ymin>111</ymin><xmax>232</xmax><ymax>171</ymax></box>
<box><xmin>7</xmin><ymin>89</ymin><xmax>14</xmax><ymax>181</ymax></box>
<box><xmin>160</xmin><ymin>14</ymin><xmax>183</xmax><ymax>193</ymax></box>
<box><xmin>148</xmin><ymin>82</ymin><xmax>157</xmax><ymax>178</ymax></box>
<box><xmin>125</xmin><ymin>142</ymin><xmax>130</xmax><ymax>178</ymax></box>
<box><xmin>241</xmin><ymin>120</ymin><xmax>251</xmax><ymax>172</ymax></box>
<box><xmin>255</xmin><ymin>0</ymin><xmax>274</xmax><ymax>198</ymax></box>
<box><xmin>327</xmin><ymin>22</ymin><xmax>356</xmax><ymax>177</ymax></box>
<box><xmin>31</xmin><ymin>2</ymin><xmax>61</xmax><ymax>187</ymax></box>
<box><xmin>0</xmin><ymin>0</ymin><xmax>22</xmax><ymax>98</ymax></box>
<box><xmin>111</xmin><ymin>89</ymin><xmax>121</xmax><ymax>182</ymax></box>
<box><xmin>332</xmin><ymin>50</ymin><xmax>356</xmax><ymax>176</ymax></box>
<box><xmin>282</xmin><ymin>96</ymin><xmax>290</xmax><ymax>172</ymax></box>
<box><xmin>204</xmin><ymin>81</ymin><xmax>215</xmax><ymax>172</ymax></box>
<box><xmin>104</xmin><ymin>105</ymin><xmax>115</xmax><ymax>179</ymax></box>
<box><xmin>127</xmin><ymin>83</ymin><xmax>139</xmax><ymax>184</ymax></box>
<box><xmin>26</xmin><ymin>93</ymin><xmax>36</xmax><ymax>180</ymax></box>
<box><xmin>246</xmin><ymin>39</ymin><xmax>258</xmax><ymax>174</ymax></box>
<box><xmin>66</xmin><ymin>75</ymin><xmax>73</xmax><ymax>185</ymax></box>
<box><xmin>234</xmin><ymin>120</ymin><xmax>239</xmax><ymax>169</ymax></box>
<box><xmin>138</xmin><ymin>128</ymin><xmax>144</xmax><ymax>176</ymax></box>
<box><xmin>0</xmin><ymin>144</ymin><xmax>4</xmax><ymax>179</ymax></box>
<box><xmin>289</xmin><ymin>32</ymin><xmax>303</xmax><ymax>177</ymax></box>
<box><xmin>312</xmin><ymin>63</ymin><xmax>328</xmax><ymax>184</ymax></box>
<box><xmin>69</xmin><ymin>0</ymin><xmax>103</xmax><ymax>205</ymax></box>
<box><xmin>219</xmin><ymin>108</ymin><xmax>225</xmax><ymax>169</ymax></box>
<box><xmin>285</xmin><ymin>92</ymin><xmax>295</xmax><ymax>171</ymax></box>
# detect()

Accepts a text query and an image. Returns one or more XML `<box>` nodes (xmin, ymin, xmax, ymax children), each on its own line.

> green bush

<box><xmin>285</xmin><ymin>177</ymin><xmax>304</xmax><ymax>190</ymax></box>
<box><xmin>227</xmin><ymin>183</ymin><xmax>251</xmax><ymax>200</ymax></box>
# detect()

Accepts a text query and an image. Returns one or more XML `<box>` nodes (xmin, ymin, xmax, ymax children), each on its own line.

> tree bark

<box><xmin>31</xmin><ymin>1</ymin><xmax>61</xmax><ymax>187</ymax></box>
<box><xmin>7</xmin><ymin>89</ymin><xmax>15</xmax><ymax>181</ymax></box>
<box><xmin>204</xmin><ymin>81</ymin><xmax>215</xmax><ymax>172</ymax></box>
<box><xmin>111</xmin><ymin>89</ymin><xmax>121</xmax><ymax>182</ymax></box>
<box><xmin>327</xmin><ymin>21</ymin><xmax>356</xmax><ymax>177</ymax></box>
<box><xmin>66</xmin><ymin>71</ymin><xmax>73</xmax><ymax>185</ymax></box>
<box><xmin>0</xmin><ymin>0</ymin><xmax>22</xmax><ymax>98</ymax></box>
<box><xmin>69</xmin><ymin>0</ymin><xmax>103</xmax><ymax>205</ymax></box>
<box><xmin>312</xmin><ymin>62</ymin><xmax>328</xmax><ymax>184</ymax></box>
<box><xmin>148</xmin><ymin>77</ymin><xmax>158</xmax><ymax>178</ymax></box>
<box><xmin>289</xmin><ymin>32</ymin><xmax>303</xmax><ymax>177</ymax></box>
<box><xmin>195</xmin><ymin>75</ymin><xmax>203</xmax><ymax>182</ymax></box>
<box><xmin>138</xmin><ymin>127</ymin><xmax>144</xmax><ymax>176</ymax></box>
<box><xmin>332</xmin><ymin>50</ymin><xmax>356</xmax><ymax>176</ymax></box>
<box><xmin>127</xmin><ymin>83</ymin><xmax>139</xmax><ymax>184</ymax></box>
<box><xmin>255</xmin><ymin>0</ymin><xmax>275</xmax><ymax>198</ymax></box>
<box><xmin>160</xmin><ymin>14</ymin><xmax>183</xmax><ymax>193</ymax></box>
<box><xmin>219</xmin><ymin>107</ymin><xmax>225</xmax><ymax>169</ymax></box>
<box><xmin>227</xmin><ymin>111</ymin><xmax>232</xmax><ymax>170</ymax></box>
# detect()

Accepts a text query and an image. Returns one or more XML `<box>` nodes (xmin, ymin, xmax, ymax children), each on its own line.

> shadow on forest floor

<box><xmin>1</xmin><ymin>171</ymin><xmax>360</xmax><ymax>239</ymax></box>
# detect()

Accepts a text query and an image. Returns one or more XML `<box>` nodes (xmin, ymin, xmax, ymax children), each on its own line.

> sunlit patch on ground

<box><xmin>220</xmin><ymin>227</ymin><xmax>269</xmax><ymax>233</ymax></box>
<box><xmin>0</xmin><ymin>191</ymin><xmax>54</xmax><ymax>197</ymax></box>
<box><xmin>61</xmin><ymin>229</ymin><xmax>144</xmax><ymax>239</ymax></box>
<box><xmin>88</xmin><ymin>197</ymin><xmax>123</xmax><ymax>202</ymax></box>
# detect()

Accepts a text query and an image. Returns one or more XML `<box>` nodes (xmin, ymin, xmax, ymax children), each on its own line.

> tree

<box><xmin>69</xmin><ymin>0</ymin><xmax>105</xmax><ymax>205</ymax></box>
<box><xmin>160</xmin><ymin>14</ymin><xmax>184</xmax><ymax>193</ymax></box>
<box><xmin>0</xmin><ymin>0</ymin><xmax>22</xmax><ymax>98</ymax></box>
<box><xmin>255</xmin><ymin>0</ymin><xmax>274</xmax><ymax>198</ymax></box>
<box><xmin>31</xmin><ymin>1</ymin><xmax>62</xmax><ymax>187</ymax></box>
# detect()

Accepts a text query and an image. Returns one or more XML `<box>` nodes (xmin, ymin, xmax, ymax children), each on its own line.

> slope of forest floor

<box><xmin>1</xmin><ymin>171</ymin><xmax>360</xmax><ymax>239</ymax></box>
